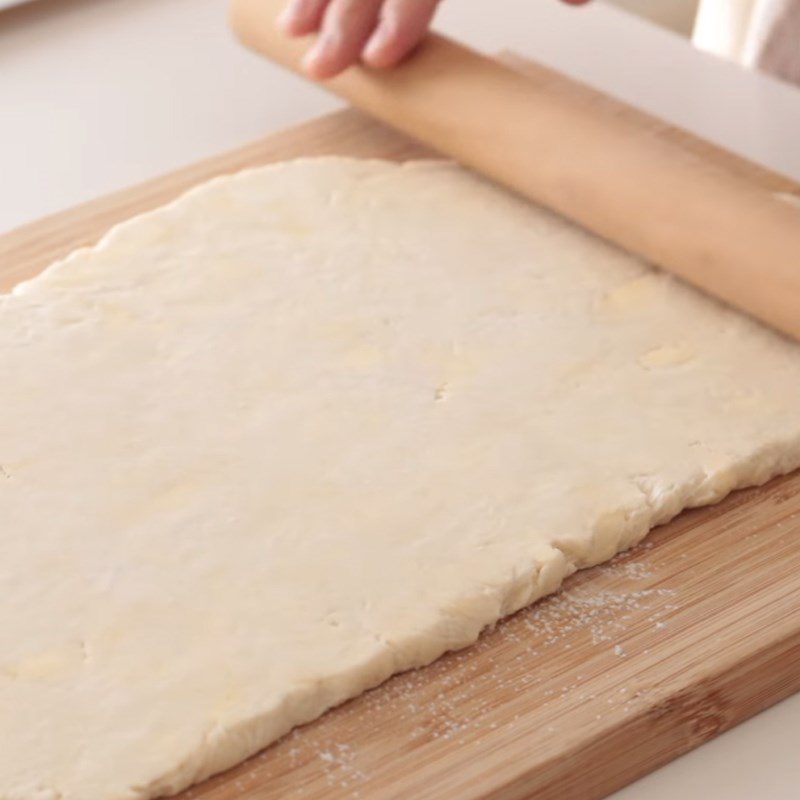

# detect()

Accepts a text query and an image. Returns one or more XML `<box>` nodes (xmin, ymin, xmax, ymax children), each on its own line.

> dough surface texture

<box><xmin>2</xmin><ymin>158</ymin><xmax>800</xmax><ymax>800</ymax></box>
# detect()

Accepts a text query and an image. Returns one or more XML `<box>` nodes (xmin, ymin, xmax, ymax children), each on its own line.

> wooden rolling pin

<box><xmin>230</xmin><ymin>0</ymin><xmax>800</xmax><ymax>343</ymax></box>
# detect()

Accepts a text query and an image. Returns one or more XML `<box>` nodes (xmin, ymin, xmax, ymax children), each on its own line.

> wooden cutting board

<box><xmin>2</xmin><ymin>54</ymin><xmax>799</xmax><ymax>800</ymax></box>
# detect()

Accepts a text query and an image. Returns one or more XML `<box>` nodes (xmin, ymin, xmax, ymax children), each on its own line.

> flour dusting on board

<box><xmin>209</xmin><ymin>541</ymin><xmax>680</xmax><ymax>798</ymax></box>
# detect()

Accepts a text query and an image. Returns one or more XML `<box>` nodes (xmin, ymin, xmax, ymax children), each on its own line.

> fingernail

<box><xmin>276</xmin><ymin>4</ymin><xmax>296</xmax><ymax>31</ymax></box>
<box><xmin>303</xmin><ymin>32</ymin><xmax>336</xmax><ymax>69</ymax></box>
<box><xmin>363</xmin><ymin>21</ymin><xmax>393</xmax><ymax>62</ymax></box>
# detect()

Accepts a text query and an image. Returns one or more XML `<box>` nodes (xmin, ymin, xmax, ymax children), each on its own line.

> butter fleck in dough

<box><xmin>638</xmin><ymin>342</ymin><xmax>696</xmax><ymax>369</ymax></box>
<box><xmin>2</xmin><ymin>158</ymin><xmax>800</xmax><ymax>800</ymax></box>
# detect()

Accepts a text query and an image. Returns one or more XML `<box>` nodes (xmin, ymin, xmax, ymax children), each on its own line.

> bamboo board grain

<box><xmin>1</xmin><ymin>54</ymin><xmax>799</xmax><ymax>800</ymax></box>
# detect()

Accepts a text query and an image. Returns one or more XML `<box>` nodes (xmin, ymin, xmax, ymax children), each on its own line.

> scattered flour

<box><xmin>188</xmin><ymin>542</ymin><xmax>679</xmax><ymax>798</ymax></box>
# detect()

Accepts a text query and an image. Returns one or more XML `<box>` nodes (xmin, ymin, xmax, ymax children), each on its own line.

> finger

<box><xmin>277</xmin><ymin>0</ymin><xmax>330</xmax><ymax>37</ymax></box>
<box><xmin>304</xmin><ymin>0</ymin><xmax>384</xmax><ymax>79</ymax></box>
<box><xmin>363</xmin><ymin>0</ymin><xmax>440</xmax><ymax>70</ymax></box>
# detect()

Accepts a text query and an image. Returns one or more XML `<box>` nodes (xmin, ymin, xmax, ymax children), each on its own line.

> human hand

<box><xmin>278</xmin><ymin>0</ymin><xmax>592</xmax><ymax>80</ymax></box>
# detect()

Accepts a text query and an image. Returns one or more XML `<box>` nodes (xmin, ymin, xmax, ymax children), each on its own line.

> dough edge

<box><xmin>143</xmin><ymin>434</ymin><xmax>800</xmax><ymax>800</ymax></box>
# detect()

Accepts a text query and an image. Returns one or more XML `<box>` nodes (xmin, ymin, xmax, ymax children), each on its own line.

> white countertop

<box><xmin>2</xmin><ymin>0</ymin><xmax>799</xmax><ymax>797</ymax></box>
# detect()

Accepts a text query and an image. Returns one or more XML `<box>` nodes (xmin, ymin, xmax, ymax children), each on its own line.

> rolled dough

<box><xmin>2</xmin><ymin>158</ymin><xmax>800</xmax><ymax>800</ymax></box>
